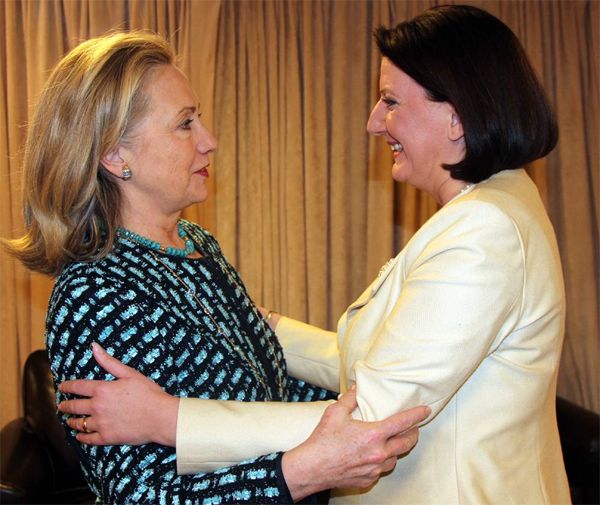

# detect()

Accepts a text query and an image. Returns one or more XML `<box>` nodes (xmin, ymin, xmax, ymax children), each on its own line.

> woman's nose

<box><xmin>197</xmin><ymin>126</ymin><xmax>218</xmax><ymax>154</ymax></box>
<box><xmin>366</xmin><ymin>100</ymin><xmax>385</xmax><ymax>136</ymax></box>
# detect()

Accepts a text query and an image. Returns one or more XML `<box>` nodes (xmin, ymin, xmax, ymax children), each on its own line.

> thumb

<box><xmin>91</xmin><ymin>342</ymin><xmax>139</xmax><ymax>379</ymax></box>
<box><xmin>335</xmin><ymin>386</ymin><xmax>358</xmax><ymax>414</ymax></box>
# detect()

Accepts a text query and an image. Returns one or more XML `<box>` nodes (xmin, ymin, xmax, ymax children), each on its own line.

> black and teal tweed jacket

<box><xmin>47</xmin><ymin>221</ymin><xmax>333</xmax><ymax>504</ymax></box>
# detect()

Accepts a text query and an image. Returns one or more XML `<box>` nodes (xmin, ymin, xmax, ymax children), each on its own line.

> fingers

<box><xmin>380</xmin><ymin>405</ymin><xmax>431</xmax><ymax>437</ymax></box>
<box><xmin>91</xmin><ymin>342</ymin><xmax>139</xmax><ymax>379</ymax></box>
<box><xmin>58</xmin><ymin>398</ymin><xmax>93</xmax><ymax>415</ymax></box>
<box><xmin>381</xmin><ymin>455</ymin><xmax>398</xmax><ymax>474</ymax></box>
<box><xmin>59</xmin><ymin>379</ymin><xmax>102</xmax><ymax>397</ymax></box>
<box><xmin>58</xmin><ymin>343</ymin><xmax>141</xmax><ymax>396</ymax></box>
<box><xmin>386</xmin><ymin>426</ymin><xmax>420</xmax><ymax>457</ymax></box>
<box><xmin>64</xmin><ymin>416</ymin><xmax>114</xmax><ymax>446</ymax></box>
<box><xmin>66</xmin><ymin>415</ymin><xmax>94</xmax><ymax>434</ymax></box>
<box><xmin>75</xmin><ymin>432</ymin><xmax>106</xmax><ymax>445</ymax></box>
<box><xmin>67</xmin><ymin>416</ymin><xmax>107</xmax><ymax>445</ymax></box>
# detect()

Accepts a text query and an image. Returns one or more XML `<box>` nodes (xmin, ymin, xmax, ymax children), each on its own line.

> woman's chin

<box><xmin>194</xmin><ymin>190</ymin><xmax>209</xmax><ymax>204</ymax></box>
<box><xmin>188</xmin><ymin>180</ymin><xmax>209</xmax><ymax>204</ymax></box>
<box><xmin>391</xmin><ymin>162</ymin><xmax>409</xmax><ymax>183</ymax></box>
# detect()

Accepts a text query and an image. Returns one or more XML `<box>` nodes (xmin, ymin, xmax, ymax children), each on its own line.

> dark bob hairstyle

<box><xmin>374</xmin><ymin>4</ymin><xmax>558</xmax><ymax>183</ymax></box>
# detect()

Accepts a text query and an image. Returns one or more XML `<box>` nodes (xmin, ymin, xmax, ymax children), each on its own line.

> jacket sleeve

<box><xmin>276</xmin><ymin>317</ymin><xmax>340</xmax><ymax>392</ymax></box>
<box><xmin>176</xmin><ymin>397</ymin><xmax>333</xmax><ymax>474</ymax></box>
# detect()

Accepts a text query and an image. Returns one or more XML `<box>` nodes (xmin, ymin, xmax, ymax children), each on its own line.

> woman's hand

<box><xmin>257</xmin><ymin>306</ymin><xmax>281</xmax><ymax>330</ymax></box>
<box><xmin>282</xmin><ymin>388</ymin><xmax>429</xmax><ymax>501</ymax></box>
<box><xmin>58</xmin><ymin>343</ymin><xmax>178</xmax><ymax>447</ymax></box>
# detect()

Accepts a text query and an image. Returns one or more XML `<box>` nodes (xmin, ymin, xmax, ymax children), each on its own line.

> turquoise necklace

<box><xmin>117</xmin><ymin>221</ymin><xmax>195</xmax><ymax>258</ymax></box>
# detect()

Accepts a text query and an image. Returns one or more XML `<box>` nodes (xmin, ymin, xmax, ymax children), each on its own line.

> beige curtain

<box><xmin>1</xmin><ymin>0</ymin><xmax>597</xmax><ymax>429</ymax></box>
<box><xmin>212</xmin><ymin>0</ymin><xmax>599</xmax><ymax>412</ymax></box>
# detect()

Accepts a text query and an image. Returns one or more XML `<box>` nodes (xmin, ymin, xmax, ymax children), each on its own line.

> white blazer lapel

<box><xmin>346</xmin><ymin>254</ymin><xmax>401</xmax><ymax>313</ymax></box>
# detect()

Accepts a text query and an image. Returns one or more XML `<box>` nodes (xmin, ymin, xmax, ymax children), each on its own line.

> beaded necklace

<box><xmin>116</xmin><ymin>221</ymin><xmax>195</xmax><ymax>257</ymax></box>
<box><xmin>148</xmin><ymin>249</ymin><xmax>286</xmax><ymax>400</ymax></box>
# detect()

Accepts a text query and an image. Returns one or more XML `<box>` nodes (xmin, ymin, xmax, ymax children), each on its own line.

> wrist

<box><xmin>258</xmin><ymin>306</ymin><xmax>281</xmax><ymax>330</ymax></box>
<box><xmin>281</xmin><ymin>449</ymin><xmax>307</xmax><ymax>501</ymax></box>
<box><xmin>266</xmin><ymin>310</ymin><xmax>281</xmax><ymax>330</ymax></box>
<box><xmin>154</xmin><ymin>393</ymin><xmax>179</xmax><ymax>447</ymax></box>
<box><xmin>281</xmin><ymin>446</ymin><xmax>323</xmax><ymax>502</ymax></box>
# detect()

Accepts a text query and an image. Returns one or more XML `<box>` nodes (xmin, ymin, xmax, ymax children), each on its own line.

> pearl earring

<box><xmin>122</xmin><ymin>163</ymin><xmax>132</xmax><ymax>181</ymax></box>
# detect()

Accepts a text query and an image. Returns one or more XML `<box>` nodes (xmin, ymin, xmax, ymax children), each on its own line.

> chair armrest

<box><xmin>556</xmin><ymin>396</ymin><xmax>599</xmax><ymax>505</ymax></box>
<box><xmin>0</xmin><ymin>480</ymin><xmax>26</xmax><ymax>504</ymax></box>
<box><xmin>0</xmin><ymin>417</ymin><xmax>48</xmax><ymax>503</ymax></box>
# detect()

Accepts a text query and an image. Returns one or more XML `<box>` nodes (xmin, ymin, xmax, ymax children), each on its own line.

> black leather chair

<box><xmin>0</xmin><ymin>350</ymin><xmax>94</xmax><ymax>504</ymax></box>
<box><xmin>556</xmin><ymin>396</ymin><xmax>600</xmax><ymax>505</ymax></box>
<box><xmin>1</xmin><ymin>350</ymin><xmax>598</xmax><ymax>504</ymax></box>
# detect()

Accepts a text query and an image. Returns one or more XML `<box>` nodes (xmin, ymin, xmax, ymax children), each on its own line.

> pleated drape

<box><xmin>1</xmin><ymin>0</ymin><xmax>597</xmax><ymax>428</ymax></box>
<box><xmin>539</xmin><ymin>0</ymin><xmax>599</xmax><ymax>408</ymax></box>
<box><xmin>213</xmin><ymin>0</ymin><xmax>438</xmax><ymax>328</ymax></box>
<box><xmin>213</xmin><ymin>0</ymin><xmax>599</xmax><ymax>412</ymax></box>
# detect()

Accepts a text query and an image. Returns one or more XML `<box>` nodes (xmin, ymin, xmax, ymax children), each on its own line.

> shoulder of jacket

<box><xmin>419</xmin><ymin>198</ymin><xmax>520</xmax><ymax>243</ymax></box>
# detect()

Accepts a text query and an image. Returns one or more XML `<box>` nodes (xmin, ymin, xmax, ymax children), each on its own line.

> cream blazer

<box><xmin>177</xmin><ymin>169</ymin><xmax>571</xmax><ymax>504</ymax></box>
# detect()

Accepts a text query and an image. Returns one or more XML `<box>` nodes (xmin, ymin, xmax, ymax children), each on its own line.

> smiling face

<box><xmin>113</xmin><ymin>64</ymin><xmax>217</xmax><ymax>220</ymax></box>
<box><xmin>367</xmin><ymin>58</ymin><xmax>465</xmax><ymax>199</ymax></box>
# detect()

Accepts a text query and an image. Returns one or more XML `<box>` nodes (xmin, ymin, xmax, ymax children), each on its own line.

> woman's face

<box><xmin>367</xmin><ymin>58</ymin><xmax>464</xmax><ymax>195</ymax></box>
<box><xmin>118</xmin><ymin>64</ymin><xmax>217</xmax><ymax>217</ymax></box>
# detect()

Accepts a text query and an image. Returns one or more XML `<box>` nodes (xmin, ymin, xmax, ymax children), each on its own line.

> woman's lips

<box><xmin>197</xmin><ymin>167</ymin><xmax>209</xmax><ymax>178</ymax></box>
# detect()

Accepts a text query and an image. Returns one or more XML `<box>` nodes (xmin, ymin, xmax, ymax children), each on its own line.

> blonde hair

<box><xmin>4</xmin><ymin>31</ymin><xmax>174</xmax><ymax>276</ymax></box>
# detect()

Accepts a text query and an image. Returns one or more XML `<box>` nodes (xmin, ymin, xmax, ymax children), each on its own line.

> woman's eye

<box><xmin>180</xmin><ymin>118</ymin><xmax>194</xmax><ymax>130</ymax></box>
<box><xmin>382</xmin><ymin>97</ymin><xmax>397</xmax><ymax>109</ymax></box>
<box><xmin>180</xmin><ymin>113</ymin><xmax>202</xmax><ymax>130</ymax></box>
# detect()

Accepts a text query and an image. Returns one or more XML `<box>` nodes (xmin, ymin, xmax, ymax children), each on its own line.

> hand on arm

<box><xmin>282</xmin><ymin>388</ymin><xmax>429</xmax><ymax>501</ymax></box>
<box><xmin>58</xmin><ymin>345</ymin><xmax>429</xmax><ymax>502</ymax></box>
<box><xmin>58</xmin><ymin>342</ymin><xmax>178</xmax><ymax>447</ymax></box>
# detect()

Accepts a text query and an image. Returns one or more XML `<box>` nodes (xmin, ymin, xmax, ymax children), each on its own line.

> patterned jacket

<box><xmin>47</xmin><ymin>221</ymin><xmax>333</xmax><ymax>504</ymax></box>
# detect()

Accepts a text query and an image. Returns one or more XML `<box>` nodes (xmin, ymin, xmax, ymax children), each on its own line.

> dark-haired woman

<box><xmin>61</xmin><ymin>5</ymin><xmax>571</xmax><ymax>504</ymax></box>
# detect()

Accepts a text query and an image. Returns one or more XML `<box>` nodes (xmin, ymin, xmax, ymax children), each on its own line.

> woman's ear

<box><xmin>448</xmin><ymin>108</ymin><xmax>464</xmax><ymax>142</ymax></box>
<box><xmin>100</xmin><ymin>149</ymin><xmax>126</xmax><ymax>178</ymax></box>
